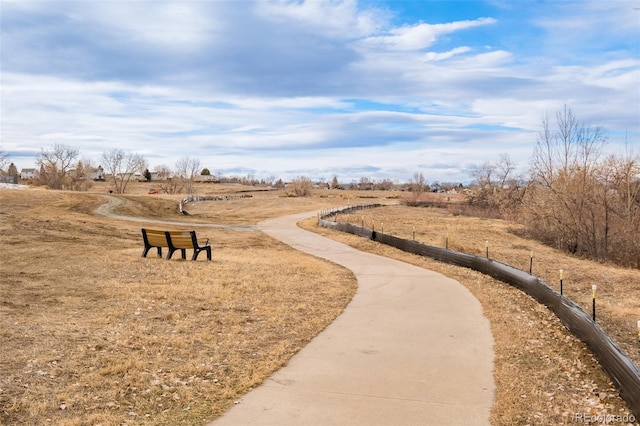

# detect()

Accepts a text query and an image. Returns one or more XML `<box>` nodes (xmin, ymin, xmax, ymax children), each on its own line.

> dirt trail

<box><xmin>93</xmin><ymin>195</ymin><xmax>258</xmax><ymax>231</ymax></box>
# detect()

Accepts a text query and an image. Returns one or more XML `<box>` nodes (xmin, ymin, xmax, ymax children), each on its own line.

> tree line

<box><xmin>0</xmin><ymin>146</ymin><xmax>211</xmax><ymax>195</ymax></box>
<box><xmin>470</xmin><ymin>105</ymin><xmax>639</xmax><ymax>268</ymax></box>
<box><xmin>1</xmin><ymin>144</ymin><xmax>461</xmax><ymax>195</ymax></box>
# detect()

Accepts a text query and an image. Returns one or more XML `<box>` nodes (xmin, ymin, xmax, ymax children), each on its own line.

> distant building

<box><xmin>194</xmin><ymin>174</ymin><xmax>220</xmax><ymax>183</ymax></box>
<box><xmin>20</xmin><ymin>168</ymin><xmax>39</xmax><ymax>180</ymax></box>
<box><xmin>91</xmin><ymin>170</ymin><xmax>104</xmax><ymax>180</ymax></box>
<box><xmin>150</xmin><ymin>171</ymin><xmax>167</xmax><ymax>181</ymax></box>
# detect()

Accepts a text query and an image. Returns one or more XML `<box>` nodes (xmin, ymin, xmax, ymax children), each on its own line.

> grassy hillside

<box><xmin>1</xmin><ymin>183</ymin><xmax>637</xmax><ymax>425</ymax></box>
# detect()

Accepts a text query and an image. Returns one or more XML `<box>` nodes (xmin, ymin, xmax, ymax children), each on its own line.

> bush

<box><xmin>286</xmin><ymin>176</ymin><xmax>313</xmax><ymax>197</ymax></box>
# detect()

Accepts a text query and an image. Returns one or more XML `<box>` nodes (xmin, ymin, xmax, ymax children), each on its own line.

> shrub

<box><xmin>287</xmin><ymin>176</ymin><xmax>313</xmax><ymax>197</ymax></box>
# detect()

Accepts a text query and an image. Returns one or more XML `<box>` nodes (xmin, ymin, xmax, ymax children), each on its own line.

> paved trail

<box><xmin>93</xmin><ymin>197</ymin><xmax>494</xmax><ymax>425</ymax></box>
<box><xmin>210</xmin><ymin>212</ymin><xmax>495</xmax><ymax>426</ymax></box>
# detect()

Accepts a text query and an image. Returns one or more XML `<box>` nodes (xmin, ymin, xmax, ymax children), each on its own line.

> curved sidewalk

<box><xmin>210</xmin><ymin>212</ymin><xmax>495</xmax><ymax>426</ymax></box>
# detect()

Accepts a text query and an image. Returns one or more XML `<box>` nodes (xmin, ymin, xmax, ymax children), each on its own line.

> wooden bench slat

<box><xmin>147</xmin><ymin>235</ymin><xmax>168</xmax><ymax>246</ymax></box>
<box><xmin>166</xmin><ymin>232</ymin><xmax>193</xmax><ymax>249</ymax></box>
<box><xmin>141</xmin><ymin>228</ymin><xmax>168</xmax><ymax>258</ymax></box>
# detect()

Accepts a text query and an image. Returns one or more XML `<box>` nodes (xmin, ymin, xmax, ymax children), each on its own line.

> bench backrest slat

<box><xmin>166</xmin><ymin>231</ymin><xmax>194</xmax><ymax>249</ymax></box>
<box><xmin>142</xmin><ymin>229</ymin><xmax>169</xmax><ymax>247</ymax></box>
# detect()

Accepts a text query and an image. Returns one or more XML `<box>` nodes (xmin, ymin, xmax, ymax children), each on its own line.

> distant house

<box><xmin>194</xmin><ymin>174</ymin><xmax>219</xmax><ymax>183</ymax></box>
<box><xmin>114</xmin><ymin>172</ymin><xmax>143</xmax><ymax>181</ymax></box>
<box><xmin>20</xmin><ymin>168</ymin><xmax>39</xmax><ymax>180</ymax></box>
<box><xmin>150</xmin><ymin>171</ymin><xmax>169</xmax><ymax>181</ymax></box>
<box><xmin>91</xmin><ymin>169</ymin><xmax>105</xmax><ymax>180</ymax></box>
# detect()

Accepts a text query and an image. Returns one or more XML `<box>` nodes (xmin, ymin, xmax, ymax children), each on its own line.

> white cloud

<box><xmin>361</xmin><ymin>18</ymin><xmax>496</xmax><ymax>51</ymax></box>
<box><xmin>256</xmin><ymin>0</ymin><xmax>383</xmax><ymax>38</ymax></box>
<box><xmin>79</xmin><ymin>1</ymin><xmax>217</xmax><ymax>51</ymax></box>
<box><xmin>423</xmin><ymin>47</ymin><xmax>472</xmax><ymax>62</ymax></box>
<box><xmin>585</xmin><ymin>59</ymin><xmax>640</xmax><ymax>89</ymax></box>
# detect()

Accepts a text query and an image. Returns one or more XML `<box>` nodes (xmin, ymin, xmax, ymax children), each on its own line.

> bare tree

<box><xmin>150</xmin><ymin>164</ymin><xmax>179</xmax><ymax>193</ymax></box>
<box><xmin>407</xmin><ymin>172</ymin><xmax>427</xmax><ymax>205</ymax></box>
<box><xmin>36</xmin><ymin>143</ymin><xmax>80</xmax><ymax>189</ymax></box>
<box><xmin>472</xmin><ymin>160</ymin><xmax>496</xmax><ymax>187</ymax></box>
<box><xmin>174</xmin><ymin>156</ymin><xmax>201</xmax><ymax>194</ymax></box>
<box><xmin>602</xmin><ymin>145</ymin><xmax>640</xmax><ymax>266</ymax></box>
<box><xmin>0</xmin><ymin>149</ymin><xmax>9</xmax><ymax>171</ymax></box>
<box><xmin>154</xmin><ymin>164</ymin><xmax>172</xmax><ymax>180</ymax></box>
<box><xmin>101</xmin><ymin>149</ymin><xmax>147</xmax><ymax>194</ymax></box>
<box><xmin>66</xmin><ymin>159</ymin><xmax>94</xmax><ymax>191</ymax></box>
<box><xmin>526</xmin><ymin>104</ymin><xmax>608</xmax><ymax>257</ymax></box>
<box><xmin>495</xmin><ymin>154</ymin><xmax>528</xmax><ymax>215</ymax></box>
<box><xmin>616</xmin><ymin>140</ymin><xmax>640</xmax><ymax>221</ymax></box>
<box><xmin>375</xmin><ymin>178</ymin><xmax>395</xmax><ymax>191</ymax></box>
<box><xmin>470</xmin><ymin>161</ymin><xmax>497</xmax><ymax>208</ymax></box>
<box><xmin>460</xmin><ymin>105</ymin><xmax>640</xmax><ymax>266</ymax></box>
<box><xmin>241</xmin><ymin>173</ymin><xmax>256</xmax><ymax>186</ymax></box>
<box><xmin>532</xmin><ymin>104</ymin><xmax>606</xmax><ymax>184</ymax></box>
<box><xmin>495</xmin><ymin>154</ymin><xmax>516</xmax><ymax>188</ymax></box>
<box><xmin>358</xmin><ymin>177</ymin><xmax>373</xmax><ymax>190</ymax></box>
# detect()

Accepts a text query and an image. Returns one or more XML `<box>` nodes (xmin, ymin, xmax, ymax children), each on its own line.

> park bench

<box><xmin>141</xmin><ymin>228</ymin><xmax>211</xmax><ymax>261</ymax></box>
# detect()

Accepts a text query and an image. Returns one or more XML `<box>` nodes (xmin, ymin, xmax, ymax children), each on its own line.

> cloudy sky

<box><xmin>1</xmin><ymin>0</ymin><xmax>638</xmax><ymax>183</ymax></box>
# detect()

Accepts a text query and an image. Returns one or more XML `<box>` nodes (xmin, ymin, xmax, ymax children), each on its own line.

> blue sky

<box><xmin>1</xmin><ymin>0</ymin><xmax>638</xmax><ymax>183</ymax></box>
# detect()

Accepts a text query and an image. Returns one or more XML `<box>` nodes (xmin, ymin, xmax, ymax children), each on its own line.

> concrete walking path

<box><xmin>210</xmin><ymin>212</ymin><xmax>495</xmax><ymax>425</ymax></box>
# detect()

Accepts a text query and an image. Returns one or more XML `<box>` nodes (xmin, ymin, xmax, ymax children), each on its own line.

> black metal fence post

<box><xmin>529</xmin><ymin>251</ymin><xmax>533</xmax><ymax>274</ymax></box>
<box><xmin>592</xmin><ymin>284</ymin><xmax>597</xmax><ymax>321</ymax></box>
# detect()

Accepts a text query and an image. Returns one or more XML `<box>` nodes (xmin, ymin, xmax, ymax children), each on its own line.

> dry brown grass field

<box><xmin>1</xmin><ymin>182</ymin><xmax>359</xmax><ymax>425</ymax></box>
<box><xmin>1</xmin><ymin>182</ymin><xmax>638</xmax><ymax>425</ymax></box>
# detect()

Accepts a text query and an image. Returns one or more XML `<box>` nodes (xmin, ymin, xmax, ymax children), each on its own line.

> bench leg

<box><xmin>142</xmin><ymin>246</ymin><xmax>162</xmax><ymax>258</ymax></box>
<box><xmin>192</xmin><ymin>246</ymin><xmax>211</xmax><ymax>261</ymax></box>
<box><xmin>167</xmin><ymin>248</ymin><xmax>187</xmax><ymax>260</ymax></box>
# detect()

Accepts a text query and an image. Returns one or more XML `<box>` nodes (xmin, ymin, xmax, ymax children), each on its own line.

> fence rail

<box><xmin>178</xmin><ymin>194</ymin><xmax>252</xmax><ymax>213</ymax></box>
<box><xmin>0</xmin><ymin>175</ymin><xmax>18</xmax><ymax>184</ymax></box>
<box><xmin>319</xmin><ymin>204</ymin><xmax>640</xmax><ymax>419</ymax></box>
